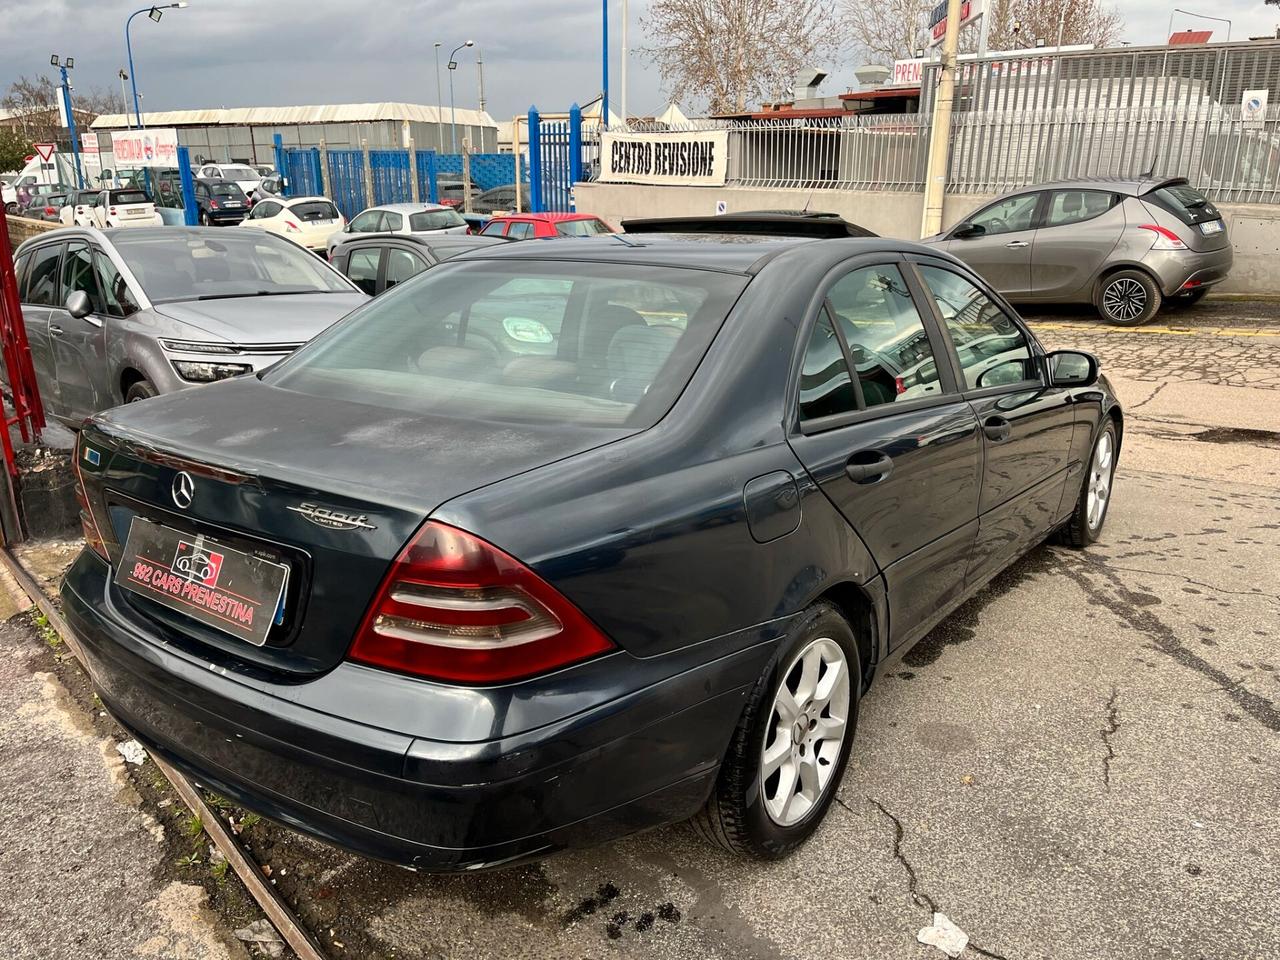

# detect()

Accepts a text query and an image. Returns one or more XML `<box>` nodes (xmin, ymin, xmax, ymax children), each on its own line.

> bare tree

<box><xmin>845</xmin><ymin>0</ymin><xmax>934</xmax><ymax>64</ymax></box>
<box><xmin>983</xmin><ymin>0</ymin><xmax>1123</xmax><ymax>50</ymax></box>
<box><xmin>641</xmin><ymin>0</ymin><xmax>842</xmax><ymax>114</ymax></box>
<box><xmin>77</xmin><ymin>86</ymin><xmax>127</xmax><ymax>118</ymax></box>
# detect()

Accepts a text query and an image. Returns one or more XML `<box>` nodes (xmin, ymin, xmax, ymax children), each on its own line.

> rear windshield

<box><xmin>1145</xmin><ymin>183</ymin><xmax>1219</xmax><ymax>225</ymax></box>
<box><xmin>290</xmin><ymin>200</ymin><xmax>340</xmax><ymax>222</ymax></box>
<box><xmin>267</xmin><ymin>261</ymin><xmax>747</xmax><ymax>428</ymax></box>
<box><xmin>211</xmin><ymin>183</ymin><xmax>246</xmax><ymax>198</ymax></box>
<box><xmin>410</xmin><ymin>209</ymin><xmax>466</xmax><ymax>231</ymax></box>
<box><xmin>111</xmin><ymin>231</ymin><xmax>353</xmax><ymax>303</ymax></box>
<box><xmin>221</xmin><ymin>166</ymin><xmax>259</xmax><ymax>180</ymax></box>
<box><xmin>111</xmin><ymin>190</ymin><xmax>150</xmax><ymax>205</ymax></box>
<box><xmin>556</xmin><ymin>218</ymin><xmax>612</xmax><ymax>237</ymax></box>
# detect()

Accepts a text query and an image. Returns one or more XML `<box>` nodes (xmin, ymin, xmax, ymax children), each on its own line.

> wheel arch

<box><xmin>813</xmin><ymin>580</ymin><xmax>879</xmax><ymax>694</ymax></box>
<box><xmin>1093</xmin><ymin>261</ymin><xmax>1161</xmax><ymax>299</ymax></box>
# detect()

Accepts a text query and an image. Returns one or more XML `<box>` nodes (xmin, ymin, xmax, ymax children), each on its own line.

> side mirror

<box><xmin>1048</xmin><ymin>349</ymin><xmax>1099</xmax><ymax>387</ymax></box>
<box><xmin>952</xmin><ymin>222</ymin><xmax>986</xmax><ymax>239</ymax></box>
<box><xmin>65</xmin><ymin>290</ymin><xmax>92</xmax><ymax>319</ymax></box>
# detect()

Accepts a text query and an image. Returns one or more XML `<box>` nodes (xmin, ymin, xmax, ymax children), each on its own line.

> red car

<box><xmin>478</xmin><ymin>212</ymin><xmax>613</xmax><ymax>240</ymax></box>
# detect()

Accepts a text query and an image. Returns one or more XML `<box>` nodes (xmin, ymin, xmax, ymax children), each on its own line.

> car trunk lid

<box><xmin>1139</xmin><ymin>180</ymin><xmax>1230</xmax><ymax>252</ymax></box>
<box><xmin>78</xmin><ymin>375</ymin><xmax>626</xmax><ymax>677</ymax></box>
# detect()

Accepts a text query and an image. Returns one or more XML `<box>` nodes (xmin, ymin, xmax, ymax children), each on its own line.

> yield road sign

<box><xmin>34</xmin><ymin>143</ymin><xmax>57</xmax><ymax>162</ymax></box>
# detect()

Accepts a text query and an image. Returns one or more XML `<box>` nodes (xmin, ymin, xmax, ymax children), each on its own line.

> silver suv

<box><xmin>923</xmin><ymin>177</ymin><xmax>1232</xmax><ymax>325</ymax></box>
<box><xmin>11</xmin><ymin>226</ymin><xmax>367</xmax><ymax>428</ymax></box>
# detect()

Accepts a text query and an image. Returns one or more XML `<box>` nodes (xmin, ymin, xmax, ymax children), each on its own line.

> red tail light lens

<box><xmin>210</xmin><ymin>199</ymin><xmax>220</xmax><ymax>209</ymax></box>
<box><xmin>73</xmin><ymin>438</ymin><xmax>109</xmax><ymax>562</ymax></box>
<box><xmin>349</xmin><ymin>522</ymin><xmax>614</xmax><ymax>684</ymax></box>
<box><xmin>1139</xmin><ymin>224</ymin><xmax>1186</xmax><ymax>250</ymax></box>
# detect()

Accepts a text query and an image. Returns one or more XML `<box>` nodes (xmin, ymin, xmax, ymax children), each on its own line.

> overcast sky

<box><xmin>1</xmin><ymin>0</ymin><xmax>1277</xmax><ymax>120</ymax></box>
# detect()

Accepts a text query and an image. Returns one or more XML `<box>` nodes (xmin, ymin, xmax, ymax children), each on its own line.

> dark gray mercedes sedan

<box><xmin>63</xmin><ymin>225</ymin><xmax>1122</xmax><ymax>871</ymax></box>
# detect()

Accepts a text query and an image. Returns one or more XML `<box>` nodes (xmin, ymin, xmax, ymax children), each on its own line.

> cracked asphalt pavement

<box><xmin>8</xmin><ymin>301</ymin><xmax>1280</xmax><ymax>959</ymax></box>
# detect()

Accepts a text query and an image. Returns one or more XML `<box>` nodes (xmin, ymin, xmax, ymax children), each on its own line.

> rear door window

<box><xmin>1045</xmin><ymin>190</ymin><xmax>1116</xmax><ymax>227</ymax></box>
<box><xmin>25</xmin><ymin>244</ymin><xmax>63</xmax><ymax>306</ymax></box>
<box><xmin>1145</xmin><ymin>183</ymin><xmax>1220</xmax><ymax>225</ymax></box>
<box><xmin>506</xmin><ymin>221</ymin><xmax>534</xmax><ymax>240</ymax></box>
<box><xmin>556</xmin><ymin>218</ymin><xmax>611</xmax><ymax>237</ymax></box>
<box><xmin>917</xmin><ymin>265</ymin><xmax>1039</xmax><ymax>391</ymax></box>
<box><xmin>410</xmin><ymin>209</ymin><xmax>466</xmax><ymax>231</ymax></box>
<box><xmin>799</xmin><ymin>308</ymin><xmax>858</xmax><ymax>421</ymax></box>
<box><xmin>385</xmin><ymin>248</ymin><xmax>427</xmax><ymax>289</ymax></box>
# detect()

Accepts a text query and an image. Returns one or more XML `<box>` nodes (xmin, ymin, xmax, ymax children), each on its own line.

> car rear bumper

<box><xmin>61</xmin><ymin>549</ymin><xmax>770</xmax><ymax>871</ymax></box>
<box><xmin>1146</xmin><ymin>244</ymin><xmax>1233</xmax><ymax>297</ymax></box>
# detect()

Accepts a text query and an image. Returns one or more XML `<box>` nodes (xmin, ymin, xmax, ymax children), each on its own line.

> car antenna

<box><xmin>1140</xmin><ymin>153</ymin><xmax>1158</xmax><ymax>179</ymax></box>
<box><xmin>801</xmin><ymin>190</ymin><xmax>815</xmax><ymax>214</ymax></box>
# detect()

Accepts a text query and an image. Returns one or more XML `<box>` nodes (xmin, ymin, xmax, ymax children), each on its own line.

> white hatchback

<box><xmin>239</xmin><ymin>196</ymin><xmax>346</xmax><ymax>252</ymax></box>
<box><xmin>91</xmin><ymin>188</ymin><xmax>163</xmax><ymax>228</ymax></box>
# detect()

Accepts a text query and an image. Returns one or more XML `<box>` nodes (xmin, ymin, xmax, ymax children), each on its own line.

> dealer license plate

<box><xmin>114</xmin><ymin>518</ymin><xmax>289</xmax><ymax>647</ymax></box>
<box><xmin>1200</xmin><ymin>220</ymin><xmax>1224</xmax><ymax>236</ymax></box>
<box><xmin>127</xmin><ymin>207</ymin><xmax>147</xmax><ymax>215</ymax></box>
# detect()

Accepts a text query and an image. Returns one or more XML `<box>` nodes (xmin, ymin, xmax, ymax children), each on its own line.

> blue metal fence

<box><xmin>415</xmin><ymin>150</ymin><xmax>439</xmax><ymax>204</ymax></box>
<box><xmin>284</xmin><ymin>147</ymin><xmax>322</xmax><ymax>197</ymax></box>
<box><xmin>370</xmin><ymin>150</ymin><xmax>413</xmax><ymax>206</ymax></box>
<box><xmin>527</xmin><ymin>104</ymin><xmax>583</xmax><ymax>212</ymax></box>
<box><xmin>433</xmin><ymin>153</ymin><xmax>518</xmax><ymax>191</ymax></box>
<box><xmin>326</xmin><ymin>150</ymin><xmax>366</xmax><ymax>220</ymax></box>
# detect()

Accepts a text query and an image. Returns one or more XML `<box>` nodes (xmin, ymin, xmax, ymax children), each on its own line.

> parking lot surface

<box><xmin>2</xmin><ymin>302</ymin><xmax>1277</xmax><ymax>959</ymax></box>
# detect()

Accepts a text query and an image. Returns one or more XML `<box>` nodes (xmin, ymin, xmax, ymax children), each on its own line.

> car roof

<box><xmin>280</xmin><ymin>195</ymin><xmax>333</xmax><ymax>205</ymax></box>
<box><xmin>451</xmin><ymin>232</ymin><xmax>928</xmax><ymax>275</ymax></box>
<box><xmin>343</xmin><ymin>233</ymin><xmax>506</xmax><ymax>252</ymax></box>
<box><xmin>1001</xmin><ymin>176</ymin><xmax>1187</xmax><ymax>197</ymax></box>
<box><xmin>491</xmin><ymin>212</ymin><xmax>601</xmax><ymax>223</ymax></box>
<box><xmin>371</xmin><ymin>202</ymin><xmax>453</xmax><ymax>213</ymax></box>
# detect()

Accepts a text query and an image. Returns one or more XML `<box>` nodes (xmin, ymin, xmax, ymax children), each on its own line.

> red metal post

<box><xmin>0</xmin><ymin>214</ymin><xmax>46</xmax><ymax>475</ymax></box>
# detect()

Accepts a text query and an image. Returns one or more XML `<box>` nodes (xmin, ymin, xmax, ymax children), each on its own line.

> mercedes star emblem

<box><xmin>172</xmin><ymin>471</ymin><xmax>195</xmax><ymax>509</ymax></box>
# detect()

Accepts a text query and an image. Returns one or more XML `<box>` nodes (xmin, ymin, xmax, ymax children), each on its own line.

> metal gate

<box><xmin>528</xmin><ymin>105</ymin><xmax>583</xmax><ymax>212</ymax></box>
<box><xmin>370</xmin><ymin>150</ymin><xmax>413</xmax><ymax>206</ymax></box>
<box><xmin>326</xmin><ymin>150</ymin><xmax>367</xmax><ymax>220</ymax></box>
<box><xmin>283</xmin><ymin>147</ymin><xmax>323</xmax><ymax>197</ymax></box>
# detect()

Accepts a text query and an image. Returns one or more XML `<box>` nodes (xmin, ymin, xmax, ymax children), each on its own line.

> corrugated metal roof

<box><xmin>91</xmin><ymin>102</ymin><xmax>495</xmax><ymax>130</ymax></box>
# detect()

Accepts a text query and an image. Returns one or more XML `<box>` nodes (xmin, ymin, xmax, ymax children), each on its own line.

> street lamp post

<box><xmin>50</xmin><ymin>55</ymin><xmax>84</xmax><ymax>189</ymax></box>
<box><xmin>125</xmin><ymin>3</ymin><xmax>189</xmax><ymax>129</ymax></box>
<box><xmin>434</xmin><ymin>42</ymin><xmax>444</xmax><ymax>152</ymax></box>
<box><xmin>1167</xmin><ymin>7</ymin><xmax>1232</xmax><ymax>44</ymax></box>
<box><xmin>447</xmin><ymin>40</ymin><xmax>474</xmax><ymax>155</ymax></box>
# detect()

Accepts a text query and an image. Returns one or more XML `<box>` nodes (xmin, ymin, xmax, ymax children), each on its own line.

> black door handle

<box><xmin>846</xmin><ymin>452</ymin><xmax>894</xmax><ymax>484</ymax></box>
<box><xmin>983</xmin><ymin>416</ymin><xmax>1012</xmax><ymax>442</ymax></box>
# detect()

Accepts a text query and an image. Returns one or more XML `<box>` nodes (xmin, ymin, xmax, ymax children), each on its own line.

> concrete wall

<box><xmin>574</xmin><ymin>182</ymin><xmax>1279</xmax><ymax>296</ymax></box>
<box><xmin>5</xmin><ymin>215</ymin><xmax>58</xmax><ymax>250</ymax></box>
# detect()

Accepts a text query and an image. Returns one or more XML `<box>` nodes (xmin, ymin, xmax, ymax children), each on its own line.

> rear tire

<box><xmin>693</xmin><ymin>602</ymin><xmax>861</xmax><ymax>859</ymax></box>
<box><xmin>199</xmin><ymin>210</ymin><xmax>211</xmax><ymax>226</ymax></box>
<box><xmin>125</xmin><ymin>379</ymin><xmax>157</xmax><ymax>403</ymax></box>
<box><xmin>1057</xmin><ymin>420</ymin><xmax>1118</xmax><ymax>548</ymax></box>
<box><xmin>1096</xmin><ymin>270</ymin><xmax>1161</xmax><ymax>326</ymax></box>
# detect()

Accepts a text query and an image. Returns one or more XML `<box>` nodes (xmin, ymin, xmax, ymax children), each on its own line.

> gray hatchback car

<box><xmin>12</xmin><ymin>227</ymin><xmax>367</xmax><ymax>428</ymax></box>
<box><xmin>924</xmin><ymin>177</ymin><xmax>1232</xmax><ymax>325</ymax></box>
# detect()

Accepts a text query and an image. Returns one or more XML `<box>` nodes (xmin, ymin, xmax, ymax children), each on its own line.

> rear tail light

<box><xmin>210</xmin><ymin>199</ymin><xmax>220</xmax><ymax>210</ymax></box>
<box><xmin>349</xmin><ymin>521</ymin><xmax>614</xmax><ymax>684</ymax></box>
<box><xmin>1181</xmin><ymin>280</ymin><xmax>1203</xmax><ymax>290</ymax></box>
<box><xmin>109</xmin><ymin>207</ymin><xmax>118</xmax><ymax>216</ymax></box>
<box><xmin>285</xmin><ymin>220</ymin><xmax>301</xmax><ymax>232</ymax></box>
<box><xmin>43</xmin><ymin>206</ymin><xmax>55</xmax><ymax>215</ymax></box>
<box><xmin>1139</xmin><ymin>224</ymin><xmax>1187</xmax><ymax>250</ymax></box>
<box><xmin>73</xmin><ymin>437</ymin><xmax>109</xmax><ymax>562</ymax></box>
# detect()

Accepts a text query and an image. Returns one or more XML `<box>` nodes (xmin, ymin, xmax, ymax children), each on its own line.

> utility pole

<box><xmin>476</xmin><ymin>46</ymin><xmax>486</xmax><ymax>115</ymax></box>
<box><xmin>920</xmin><ymin>0</ymin><xmax>961</xmax><ymax>238</ymax></box>
<box><xmin>434</xmin><ymin>42</ymin><xmax>445</xmax><ymax>152</ymax></box>
<box><xmin>601</xmin><ymin>0</ymin><xmax>609</xmax><ymax>129</ymax></box>
<box><xmin>620</xmin><ymin>0</ymin><xmax>628</xmax><ymax>123</ymax></box>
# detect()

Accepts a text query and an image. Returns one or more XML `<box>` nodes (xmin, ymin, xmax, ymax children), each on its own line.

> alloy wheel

<box><xmin>1103</xmin><ymin>278</ymin><xmax>1147</xmax><ymax>323</ymax></box>
<box><xmin>761</xmin><ymin>637</ymin><xmax>850</xmax><ymax>827</ymax></box>
<box><xmin>1087</xmin><ymin>430</ymin><xmax>1114</xmax><ymax>530</ymax></box>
